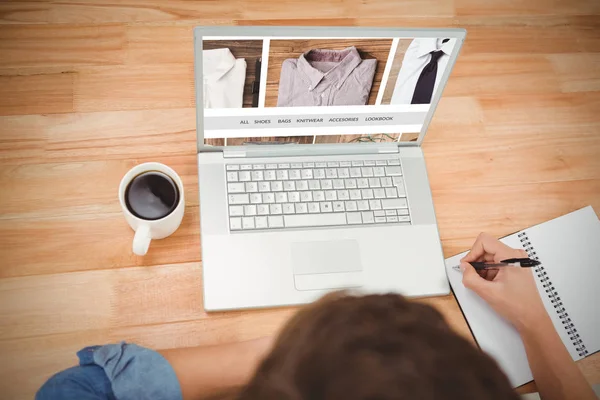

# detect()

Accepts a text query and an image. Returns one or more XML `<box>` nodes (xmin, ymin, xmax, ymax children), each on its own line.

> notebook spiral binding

<box><xmin>518</xmin><ymin>232</ymin><xmax>588</xmax><ymax>357</ymax></box>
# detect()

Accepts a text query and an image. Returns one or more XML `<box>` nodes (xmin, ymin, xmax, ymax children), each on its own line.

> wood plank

<box><xmin>0</xmin><ymin>24</ymin><xmax>126</xmax><ymax>67</ymax></box>
<box><xmin>126</xmin><ymin>25</ymin><xmax>194</xmax><ymax>64</ymax></box>
<box><xmin>455</xmin><ymin>0</ymin><xmax>600</xmax><ymax>16</ymax></box>
<box><xmin>0</xmin><ymin>108</ymin><xmax>197</xmax><ymax>165</ymax></box>
<box><xmin>548</xmin><ymin>53</ymin><xmax>600</xmax><ymax>93</ymax></box>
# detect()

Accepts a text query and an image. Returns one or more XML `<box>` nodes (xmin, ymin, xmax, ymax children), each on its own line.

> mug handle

<box><xmin>133</xmin><ymin>224</ymin><xmax>151</xmax><ymax>256</ymax></box>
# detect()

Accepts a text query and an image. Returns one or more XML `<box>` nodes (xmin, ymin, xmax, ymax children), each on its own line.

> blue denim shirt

<box><xmin>36</xmin><ymin>342</ymin><xmax>182</xmax><ymax>400</ymax></box>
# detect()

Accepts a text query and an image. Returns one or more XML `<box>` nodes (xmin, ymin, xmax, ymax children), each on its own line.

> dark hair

<box><xmin>214</xmin><ymin>292</ymin><xmax>518</xmax><ymax>400</ymax></box>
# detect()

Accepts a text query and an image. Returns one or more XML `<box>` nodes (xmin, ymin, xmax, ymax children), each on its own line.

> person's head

<box><xmin>218</xmin><ymin>292</ymin><xmax>518</xmax><ymax>400</ymax></box>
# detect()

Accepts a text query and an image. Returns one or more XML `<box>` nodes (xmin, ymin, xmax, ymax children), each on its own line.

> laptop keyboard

<box><xmin>226</xmin><ymin>159</ymin><xmax>410</xmax><ymax>231</ymax></box>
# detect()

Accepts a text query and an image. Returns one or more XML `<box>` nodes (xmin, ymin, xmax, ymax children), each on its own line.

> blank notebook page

<box><xmin>446</xmin><ymin>206</ymin><xmax>600</xmax><ymax>387</ymax></box>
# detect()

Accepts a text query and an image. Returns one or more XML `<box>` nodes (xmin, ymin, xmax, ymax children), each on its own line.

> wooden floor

<box><xmin>0</xmin><ymin>1</ymin><xmax>599</xmax><ymax>398</ymax></box>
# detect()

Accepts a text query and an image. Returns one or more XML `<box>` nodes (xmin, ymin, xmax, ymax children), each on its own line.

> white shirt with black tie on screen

<box><xmin>390</xmin><ymin>38</ymin><xmax>456</xmax><ymax>105</ymax></box>
<box><xmin>202</xmin><ymin>48</ymin><xmax>246</xmax><ymax>108</ymax></box>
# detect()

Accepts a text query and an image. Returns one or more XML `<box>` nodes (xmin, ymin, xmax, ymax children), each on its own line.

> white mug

<box><xmin>118</xmin><ymin>162</ymin><xmax>185</xmax><ymax>256</ymax></box>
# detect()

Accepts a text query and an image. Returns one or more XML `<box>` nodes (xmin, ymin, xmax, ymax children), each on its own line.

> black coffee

<box><xmin>125</xmin><ymin>171</ymin><xmax>179</xmax><ymax>220</ymax></box>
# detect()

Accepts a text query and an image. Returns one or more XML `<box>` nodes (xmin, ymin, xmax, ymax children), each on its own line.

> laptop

<box><xmin>194</xmin><ymin>27</ymin><xmax>466</xmax><ymax>311</ymax></box>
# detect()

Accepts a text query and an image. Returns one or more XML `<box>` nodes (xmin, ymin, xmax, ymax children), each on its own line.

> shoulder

<box><xmin>36</xmin><ymin>364</ymin><xmax>112</xmax><ymax>400</ymax></box>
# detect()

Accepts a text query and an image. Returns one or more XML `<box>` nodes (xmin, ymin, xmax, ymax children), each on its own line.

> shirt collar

<box><xmin>203</xmin><ymin>48</ymin><xmax>237</xmax><ymax>82</ymax></box>
<box><xmin>297</xmin><ymin>47</ymin><xmax>363</xmax><ymax>90</ymax></box>
<box><xmin>415</xmin><ymin>38</ymin><xmax>456</xmax><ymax>58</ymax></box>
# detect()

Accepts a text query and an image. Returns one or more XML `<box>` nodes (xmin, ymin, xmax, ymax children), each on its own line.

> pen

<box><xmin>452</xmin><ymin>258</ymin><xmax>540</xmax><ymax>271</ymax></box>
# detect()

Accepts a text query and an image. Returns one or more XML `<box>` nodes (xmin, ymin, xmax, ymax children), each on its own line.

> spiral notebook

<box><xmin>446</xmin><ymin>206</ymin><xmax>600</xmax><ymax>387</ymax></box>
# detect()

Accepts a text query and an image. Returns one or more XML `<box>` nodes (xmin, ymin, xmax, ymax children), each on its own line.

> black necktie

<box><xmin>411</xmin><ymin>50</ymin><xmax>444</xmax><ymax>104</ymax></box>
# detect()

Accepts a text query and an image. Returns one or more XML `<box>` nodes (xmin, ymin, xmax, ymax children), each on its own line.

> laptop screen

<box><xmin>199</xmin><ymin>34</ymin><xmax>462</xmax><ymax>146</ymax></box>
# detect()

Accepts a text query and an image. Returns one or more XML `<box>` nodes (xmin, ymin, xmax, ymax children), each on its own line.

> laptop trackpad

<box><xmin>291</xmin><ymin>240</ymin><xmax>363</xmax><ymax>291</ymax></box>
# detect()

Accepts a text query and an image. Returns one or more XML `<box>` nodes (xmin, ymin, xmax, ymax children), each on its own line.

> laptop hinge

<box><xmin>223</xmin><ymin>149</ymin><xmax>247</xmax><ymax>158</ymax></box>
<box><xmin>223</xmin><ymin>143</ymin><xmax>399</xmax><ymax>159</ymax></box>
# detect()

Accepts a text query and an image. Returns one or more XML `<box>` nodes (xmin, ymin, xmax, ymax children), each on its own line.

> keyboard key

<box><xmin>295</xmin><ymin>203</ymin><xmax>308</xmax><ymax>214</ymax></box>
<box><xmin>270</xmin><ymin>204</ymin><xmax>282</xmax><ymax>214</ymax></box>
<box><xmin>369</xmin><ymin>200</ymin><xmax>382</xmax><ymax>210</ymax></box>
<box><xmin>345</xmin><ymin>200</ymin><xmax>358</xmax><ymax>211</ymax></box>
<box><xmin>263</xmin><ymin>193</ymin><xmax>275</xmax><ymax>203</ymax></box>
<box><xmin>374</xmin><ymin>210</ymin><xmax>385</xmax><ymax>217</ymax></box>
<box><xmin>397</xmin><ymin>216</ymin><xmax>411</xmax><ymax>222</ymax></box>
<box><xmin>228</xmin><ymin>182</ymin><xmax>245</xmax><ymax>193</ymax></box>
<box><xmin>255</xmin><ymin>216</ymin><xmax>268</xmax><ymax>229</ymax></box>
<box><xmin>387</xmin><ymin>159</ymin><xmax>400</xmax><ymax>165</ymax></box>
<box><xmin>271</xmin><ymin>181</ymin><xmax>283</xmax><ymax>192</ymax></box>
<box><xmin>385</xmin><ymin>210</ymin><xmax>397</xmax><ymax>216</ymax></box>
<box><xmin>327</xmin><ymin>161</ymin><xmax>339</xmax><ymax>167</ymax></box>
<box><xmin>364</xmin><ymin>160</ymin><xmax>376</xmax><ymax>166</ymax></box>
<box><xmin>337</xmin><ymin>190</ymin><xmax>350</xmax><ymax>200</ymax></box>
<box><xmin>361</xmin><ymin>167</ymin><xmax>374</xmax><ymax>177</ymax></box>
<box><xmin>228</xmin><ymin>194</ymin><xmax>249</xmax><ymax>204</ymax></box>
<box><xmin>374</xmin><ymin>188</ymin><xmax>386</xmax><ymax>199</ymax></box>
<box><xmin>320</xmin><ymin>202</ymin><xmax>333</xmax><ymax>212</ymax></box>
<box><xmin>357</xmin><ymin>178</ymin><xmax>369</xmax><ymax>188</ymax></box>
<box><xmin>296</xmin><ymin>180</ymin><xmax>309</xmax><ymax>191</ymax></box>
<box><xmin>338</xmin><ymin>168</ymin><xmax>350</xmax><ymax>178</ymax></box>
<box><xmin>315</xmin><ymin>162</ymin><xmax>327</xmax><ymax>168</ymax></box>
<box><xmin>325</xmin><ymin>168</ymin><xmax>338</xmax><ymax>178</ymax></box>
<box><xmin>266</xmin><ymin>163</ymin><xmax>277</xmax><ymax>169</ymax></box>
<box><xmin>373</xmin><ymin>167</ymin><xmax>385</xmax><ymax>177</ymax></box>
<box><xmin>251</xmin><ymin>171</ymin><xmax>264</xmax><ymax>181</ymax></box>
<box><xmin>325</xmin><ymin>190</ymin><xmax>337</xmax><ymax>201</ymax></box>
<box><xmin>362</xmin><ymin>189</ymin><xmax>374</xmax><ymax>199</ymax></box>
<box><xmin>308</xmin><ymin>180</ymin><xmax>320</xmax><ymax>190</ymax></box>
<box><xmin>349</xmin><ymin>189</ymin><xmax>362</xmax><ymax>200</ymax></box>
<box><xmin>264</xmin><ymin>170</ymin><xmax>276</xmax><ymax>181</ymax></box>
<box><xmin>275</xmin><ymin>193</ymin><xmax>288</xmax><ymax>203</ymax></box>
<box><xmin>381</xmin><ymin>177</ymin><xmax>392</xmax><ymax>187</ymax></box>
<box><xmin>242</xmin><ymin>217</ymin><xmax>255</xmax><ymax>229</ymax></box>
<box><xmin>303</xmin><ymin>162</ymin><xmax>315</xmax><ymax>168</ymax></box>
<box><xmin>229</xmin><ymin>205</ymin><xmax>244</xmax><ymax>216</ymax></box>
<box><xmin>393</xmin><ymin>177</ymin><xmax>406</xmax><ymax>195</ymax></box>
<box><xmin>368</xmin><ymin>178</ymin><xmax>381</xmax><ymax>188</ymax></box>
<box><xmin>362</xmin><ymin>211</ymin><xmax>375</xmax><ymax>223</ymax></box>
<box><xmin>253</xmin><ymin>164</ymin><xmax>265</xmax><ymax>170</ymax></box>
<box><xmin>301</xmin><ymin>169</ymin><xmax>313</xmax><ymax>179</ymax></box>
<box><xmin>333</xmin><ymin>201</ymin><xmax>345</xmax><ymax>212</ymax></box>
<box><xmin>347</xmin><ymin>212</ymin><xmax>362</xmax><ymax>224</ymax></box>
<box><xmin>284</xmin><ymin>213</ymin><xmax>347</xmax><ymax>228</ymax></box>
<box><xmin>397</xmin><ymin>208</ymin><xmax>409</xmax><ymax>216</ymax></box>
<box><xmin>376</xmin><ymin>160</ymin><xmax>387</xmax><ymax>166</ymax></box>
<box><xmin>289</xmin><ymin>169</ymin><xmax>301</xmax><ymax>180</ymax></box>
<box><xmin>278</xmin><ymin>163</ymin><xmax>290</xmax><ymax>169</ymax></box>
<box><xmin>250</xmin><ymin>194</ymin><xmax>262</xmax><ymax>204</ymax></box>
<box><xmin>291</xmin><ymin>163</ymin><xmax>303</xmax><ymax>168</ymax></box>
<box><xmin>226</xmin><ymin>165</ymin><xmax>240</xmax><ymax>171</ymax></box>
<box><xmin>245</xmin><ymin>182</ymin><xmax>258</xmax><ymax>192</ymax></box>
<box><xmin>350</xmin><ymin>167</ymin><xmax>362</xmax><ymax>178</ymax></box>
<box><xmin>345</xmin><ymin>179</ymin><xmax>357</xmax><ymax>189</ymax></box>
<box><xmin>381</xmin><ymin>198</ymin><xmax>408</xmax><ymax>209</ymax></box>
<box><xmin>314</xmin><ymin>169</ymin><xmax>325</xmax><ymax>178</ymax></box>
<box><xmin>340</xmin><ymin>161</ymin><xmax>351</xmax><ymax>167</ymax></box>
<box><xmin>226</xmin><ymin>171</ymin><xmax>238</xmax><ymax>182</ymax></box>
<box><xmin>257</xmin><ymin>205</ymin><xmax>269</xmax><ymax>215</ymax></box>
<box><xmin>230</xmin><ymin>217</ymin><xmax>242</xmax><ymax>230</ymax></box>
<box><xmin>308</xmin><ymin>202</ymin><xmax>320</xmax><ymax>213</ymax></box>
<box><xmin>258</xmin><ymin>182</ymin><xmax>271</xmax><ymax>192</ymax></box>
<box><xmin>333</xmin><ymin>179</ymin><xmax>344</xmax><ymax>189</ymax></box>
<box><xmin>283</xmin><ymin>203</ymin><xmax>295</xmax><ymax>214</ymax></box>
<box><xmin>385</xmin><ymin>187</ymin><xmax>397</xmax><ymax>198</ymax></box>
<box><xmin>241</xmin><ymin>164</ymin><xmax>252</xmax><ymax>170</ymax></box>
<box><xmin>283</xmin><ymin>181</ymin><xmax>296</xmax><ymax>191</ymax></box>
<box><xmin>375</xmin><ymin>216</ymin><xmax>387</xmax><ymax>223</ymax></box>
<box><xmin>268</xmin><ymin>215</ymin><xmax>284</xmax><ymax>228</ymax></box>
<box><xmin>385</xmin><ymin>166</ymin><xmax>402</xmax><ymax>176</ymax></box>
<box><xmin>351</xmin><ymin>161</ymin><xmax>364</xmax><ymax>167</ymax></box>
<box><xmin>276</xmin><ymin>170</ymin><xmax>289</xmax><ymax>180</ymax></box>
<box><xmin>313</xmin><ymin>191</ymin><xmax>325</xmax><ymax>201</ymax></box>
<box><xmin>300</xmin><ymin>191</ymin><xmax>313</xmax><ymax>202</ymax></box>
<box><xmin>244</xmin><ymin>205</ymin><xmax>257</xmax><ymax>216</ymax></box>
<box><xmin>239</xmin><ymin>171</ymin><xmax>251</xmax><ymax>181</ymax></box>
<box><xmin>357</xmin><ymin>200</ymin><xmax>369</xmax><ymax>211</ymax></box>
<box><xmin>320</xmin><ymin>179</ymin><xmax>333</xmax><ymax>189</ymax></box>
<box><xmin>288</xmin><ymin>192</ymin><xmax>300</xmax><ymax>202</ymax></box>
<box><xmin>387</xmin><ymin>216</ymin><xmax>399</xmax><ymax>223</ymax></box>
